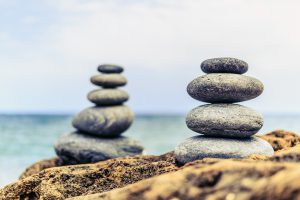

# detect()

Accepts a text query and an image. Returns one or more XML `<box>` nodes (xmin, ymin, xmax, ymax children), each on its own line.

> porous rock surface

<box><xmin>1</xmin><ymin>153</ymin><xmax>177</xmax><ymax>200</ymax></box>
<box><xmin>2</xmin><ymin>130</ymin><xmax>300</xmax><ymax>200</ymax></box>
<box><xmin>75</xmin><ymin>159</ymin><xmax>300</xmax><ymax>200</ymax></box>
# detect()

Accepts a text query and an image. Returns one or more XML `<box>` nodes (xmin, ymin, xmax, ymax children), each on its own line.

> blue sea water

<box><xmin>1</xmin><ymin>114</ymin><xmax>300</xmax><ymax>187</ymax></box>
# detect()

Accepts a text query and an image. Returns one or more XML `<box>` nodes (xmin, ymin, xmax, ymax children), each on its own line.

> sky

<box><xmin>0</xmin><ymin>0</ymin><xmax>300</xmax><ymax>115</ymax></box>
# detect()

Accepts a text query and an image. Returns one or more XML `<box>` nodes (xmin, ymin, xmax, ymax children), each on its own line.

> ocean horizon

<box><xmin>1</xmin><ymin>113</ymin><xmax>300</xmax><ymax>187</ymax></box>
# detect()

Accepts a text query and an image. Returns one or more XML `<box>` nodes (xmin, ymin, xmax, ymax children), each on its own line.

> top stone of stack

<box><xmin>201</xmin><ymin>57</ymin><xmax>248</xmax><ymax>74</ymax></box>
<box><xmin>98</xmin><ymin>64</ymin><xmax>124</xmax><ymax>74</ymax></box>
<box><xmin>92</xmin><ymin>64</ymin><xmax>127</xmax><ymax>88</ymax></box>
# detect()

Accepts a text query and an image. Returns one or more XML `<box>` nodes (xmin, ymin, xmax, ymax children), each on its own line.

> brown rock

<box><xmin>260</xmin><ymin>129</ymin><xmax>300</xmax><ymax>151</ymax></box>
<box><xmin>70</xmin><ymin>159</ymin><xmax>300</xmax><ymax>200</ymax></box>
<box><xmin>0</xmin><ymin>153</ymin><xmax>177</xmax><ymax>200</ymax></box>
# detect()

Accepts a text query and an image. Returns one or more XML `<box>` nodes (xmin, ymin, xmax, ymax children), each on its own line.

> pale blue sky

<box><xmin>0</xmin><ymin>0</ymin><xmax>300</xmax><ymax>114</ymax></box>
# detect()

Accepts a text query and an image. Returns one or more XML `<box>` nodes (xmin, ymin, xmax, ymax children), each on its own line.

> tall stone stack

<box><xmin>55</xmin><ymin>64</ymin><xmax>144</xmax><ymax>165</ymax></box>
<box><xmin>175</xmin><ymin>58</ymin><xmax>274</xmax><ymax>164</ymax></box>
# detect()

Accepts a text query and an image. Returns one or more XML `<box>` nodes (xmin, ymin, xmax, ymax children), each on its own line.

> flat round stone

<box><xmin>186</xmin><ymin>104</ymin><xmax>263</xmax><ymax>138</ymax></box>
<box><xmin>98</xmin><ymin>64</ymin><xmax>124</xmax><ymax>74</ymax></box>
<box><xmin>72</xmin><ymin>106</ymin><xmax>134</xmax><ymax>137</ymax></box>
<box><xmin>187</xmin><ymin>74</ymin><xmax>264</xmax><ymax>103</ymax></box>
<box><xmin>88</xmin><ymin>89</ymin><xmax>129</xmax><ymax>106</ymax></box>
<box><xmin>201</xmin><ymin>57</ymin><xmax>248</xmax><ymax>74</ymax></box>
<box><xmin>55</xmin><ymin>132</ymin><xmax>144</xmax><ymax>164</ymax></box>
<box><xmin>91</xmin><ymin>74</ymin><xmax>127</xmax><ymax>88</ymax></box>
<box><xmin>175</xmin><ymin>136</ymin><xmax>274</xmax><ymax>164</ymax></box>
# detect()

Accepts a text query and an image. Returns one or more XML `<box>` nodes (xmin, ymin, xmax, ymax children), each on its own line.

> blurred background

<box><xmin>1</xmin><ymin>0</ymin><xmax>300</xmax><ymax>186</ymax></box>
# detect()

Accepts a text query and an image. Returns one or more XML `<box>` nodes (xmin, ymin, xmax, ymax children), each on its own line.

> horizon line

<box><xmin>1</xmin><ymin>111</ymin><xmax>300</xmax><ymax>117</ymax></box>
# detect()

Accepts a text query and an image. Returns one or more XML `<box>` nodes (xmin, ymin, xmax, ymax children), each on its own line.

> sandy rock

<box><xmin>74</xmin><ymin>159</ymin><xmax>300</xmax><ymax>200</ymax></box>
<box><xmin>0</xmin><ymin>153</ymin><xmax>177</xmax><ymax>200</ymax></box>
<box><xmin>260</xmin><ymin>129</ymin><xmax>300</xmax><ymax>151</ymax></box>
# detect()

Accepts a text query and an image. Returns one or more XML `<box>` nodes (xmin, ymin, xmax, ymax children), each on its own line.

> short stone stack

<box><xmin>175</xmin><ymin>58</ymin><xmax>274</xmax><ymax>164</ymax></box>
<box><xmin>55</xmin><ymin>64</ymin><xmax>144</xmax><ymax>165</ymax></box>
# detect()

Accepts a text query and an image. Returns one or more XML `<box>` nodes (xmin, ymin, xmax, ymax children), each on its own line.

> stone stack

<box><xmin>55</xmin><ymin>64</ymin><xmax>144</xmax><ymax>165</ymax></box>
<box><xmin>175</xmin><ymin>58</ymin><xmax>274</xmax><ymax>164</ymax></box>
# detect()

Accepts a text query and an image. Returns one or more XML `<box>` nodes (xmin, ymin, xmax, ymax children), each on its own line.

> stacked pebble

<box><xmin>175</xmin><ymin>58</ymin><xmax>274</xmax><ymax>164</ymax></box>
<box><xmin>55</xmin><ymin>64</ymin><xmax>144</xmax><ymax>165</ymax></box>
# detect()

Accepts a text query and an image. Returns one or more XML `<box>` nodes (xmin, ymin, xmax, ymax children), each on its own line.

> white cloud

<box><xmin>45</xmin><ymin>0</ymin><xmax>300</xmax><ymax>70</ymax></box>
<box><xmin>1</xmin><ymin>0</ymin><xmax>300</xmax><ymax>113</ymax></box>
<box><xmin>20</xmin><ymin>16</ymin><xmax>39</xmax><ymax>25</ymax></box>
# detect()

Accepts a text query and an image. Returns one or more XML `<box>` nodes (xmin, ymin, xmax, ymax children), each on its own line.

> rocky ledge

<box><xmin>1</xmin><ymin>130</ymin><xmax>300</xmax><ymax>200</ymax></box>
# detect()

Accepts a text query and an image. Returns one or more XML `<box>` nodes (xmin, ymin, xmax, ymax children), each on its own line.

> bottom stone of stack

<box><xmin>54</xmin><ymin>132</ymin><xmax>145</xmax><ymax>165</ymax></box>
<box><xmin>175</xmin><ymin>135</ymin><xmax>274</xmax><ymax>165</ymax></box>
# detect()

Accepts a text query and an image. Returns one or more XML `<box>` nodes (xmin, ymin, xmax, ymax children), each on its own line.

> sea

<box><xmin>1</xmin><ymin>114</ymin><xmax>300</xmax><ymax>187</ymax></box>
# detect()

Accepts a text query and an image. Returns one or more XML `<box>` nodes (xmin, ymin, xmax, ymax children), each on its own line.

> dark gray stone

<box><xmin>87</xmin><ymin>89</ymin><xmax>129</xmax><ymax>106</ymax></box>
<box><xmin>175</xmin><ymin>136</ymin><xmax>274</xmax><ymax>164</ymax></box>
<box><xmin>55</xmin><ymin>132</ymin><xmax>144</xmax><ymax>164</ymax></box>
<box><xmin>187</xmin><ymin>73</ymin><xmax>264</xmax><ymax>103</ymax></box>
<box><xmin>186</xmin><ymin>104</ymin><xmax>263</xmax><ymax>138</ymax></box>
<box><xmin>72</xmin><ymin>106</ymin><xmax>134</xmax><ymax>137</ymax></box>
<box><xmin>201</xmin><ymin>57</ymin><xmax>248</xmax><ymax>74</ymax></box>
<box><xmin>91</xmin><ymin>74</ymin><xmax>127</xmax><ymax>88</ymax></box>
<box><xmin>98</xmin><ymin>64</ymin><xmax>124</xmax><ymax>74</ymax></box>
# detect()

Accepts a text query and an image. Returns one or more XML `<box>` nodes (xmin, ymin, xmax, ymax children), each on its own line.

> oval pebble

<box><xmin>91</xmin><ymin>74</ymin><xmax>127</xmax><ymax>88</ymax></box>
<box><xmin>201</xmin><ymin>57</ymin><xmax>248</xmax><ymax>74</ymax></box>
<box><xmin>98</xmin><ymin>64</ymin><xmax>124</xmax><ymax>74</ymax></box>
<box><xmin>55</xmin><ymin>132</ymin><xmax>144</xmax><ymax>164</ymax></box>
<box><xmin>186</xmin><ymin>104</ymin><xmax>264</xmax><ymax>138</ymax></box>
<box><xmin>72</xmin><ymin>106</ymin><xmax>134</xmax><ymax>137</ymax></box>
<box><xmin>88</xmin><ymin>89</ymin><xmax>129</xmax><ymax>106</ymax></box>
<box><xmin>187</xmin><ymin>73</ymin><xmax>264</xmax><ymax>103</ymax></box>
<box><xmin>175</xmin><ymin>136</ymin><xmax>274</xmax><ymax>164</ymax></box>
